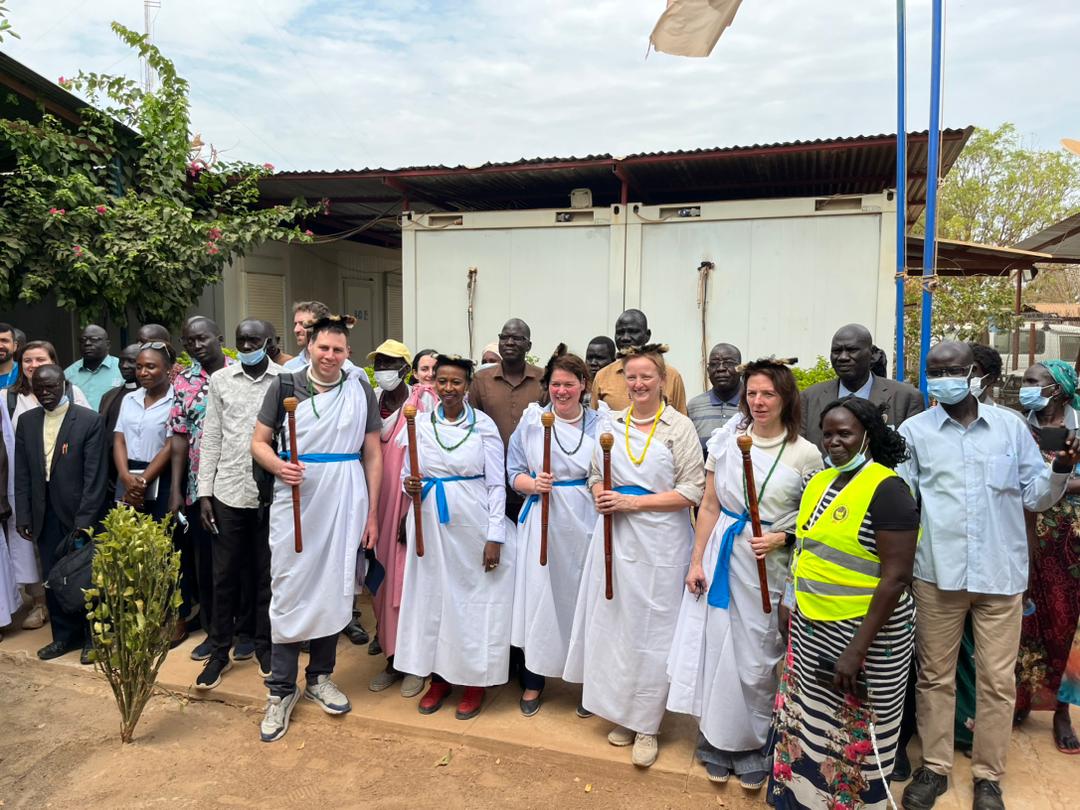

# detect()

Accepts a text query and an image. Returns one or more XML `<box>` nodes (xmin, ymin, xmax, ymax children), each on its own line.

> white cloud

<box><xmin>4</xmin><ymin>0</ymin><xmax>1079</xmax><ymax>170</ymax></box>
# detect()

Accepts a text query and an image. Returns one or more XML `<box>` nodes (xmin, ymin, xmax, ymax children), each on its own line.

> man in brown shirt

<box><xmin>468</xmin><ymin>318</ymin><xmax>543</xmax><ymax>519</ymax></box>
<box><xmin>590</xmin><ymin>309</ymin><xmax>688</xmax><ymax>414</ymax></box>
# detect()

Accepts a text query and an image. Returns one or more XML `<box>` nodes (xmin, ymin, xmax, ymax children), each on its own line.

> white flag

<box><xmin>649</xmin><ymin>0</ymin><xmax>744</xmax><ymax>58</ymax></box>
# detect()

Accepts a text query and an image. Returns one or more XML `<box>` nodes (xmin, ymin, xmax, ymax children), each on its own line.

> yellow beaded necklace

<box><xmin>625</xmin><ymin>403</ymin><xmax>664</xmax><ymax>465</ymax></box>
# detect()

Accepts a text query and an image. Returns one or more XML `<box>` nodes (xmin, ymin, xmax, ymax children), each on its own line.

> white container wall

<box><xmin>402</xmin><ymin>194</ymin><xmax>896</xmax><ymax>393</ymax></box>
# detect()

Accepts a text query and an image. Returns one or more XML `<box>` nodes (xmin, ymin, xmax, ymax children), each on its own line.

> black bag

<box><xmin>45</xmin><ymin>530</ymin><xmax>94</xmax><ymax>615</ymax></box>
<box><xmin>253</xmin><ymin>373</ymin><xmax>295</xmax><ymax>507</ymax></box>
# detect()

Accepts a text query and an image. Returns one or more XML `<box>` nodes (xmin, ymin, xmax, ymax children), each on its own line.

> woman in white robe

<box><xmin>667</xmin><ymin>358</ymin><xmax>822</xmax><ymax>790</ymax></box>
<box><xmin>508</xmin><ymin>348</ymin><xmax>600</xmax><ymax>716</ymax></box>
<box><xmin>564</xmin><ymin>345</ymin><xmax>704</xmax><ymax>769</ymax></box>
<box><xmin>0</xmin><ymin>404</ymin><xmax>21</xmax><ymax>635</ymax></box>
<box><xmin>396</xmin><ymin>355</ymin><xmax>511</xmax><ymax>722</ymax></box>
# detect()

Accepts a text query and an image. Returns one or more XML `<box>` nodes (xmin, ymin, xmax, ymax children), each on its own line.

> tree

<box><xmin>901</xmin><ymin>124</ymin><xmax>1080</xmax><ymax>379</ymax></box>
<box><xmin>0</xmin><ymin>2</ymin><xmax>17</xmax><ymax>42</ymax></box>
<box><xmin>0</xmin><ymin>23</ymin><xmax>316</xmax><ymax>326</ymax></box>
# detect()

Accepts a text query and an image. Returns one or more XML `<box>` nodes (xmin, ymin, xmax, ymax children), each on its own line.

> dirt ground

<box><xmin>0</xmin><ymin>656</ymin><xmax>719</xmax><ymax>810</ymax></box>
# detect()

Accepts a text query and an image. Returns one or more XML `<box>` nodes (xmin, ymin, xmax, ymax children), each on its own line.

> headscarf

<box><xmin>1038</xmin><ymin>359</ymin><xmax>1080</xmax><ymax>409</ymax></box>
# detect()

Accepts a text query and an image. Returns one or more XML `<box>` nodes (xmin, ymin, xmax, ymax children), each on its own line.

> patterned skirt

<box><xmin>770</xmin><ymin>596</ymin><xmax>915</xmax><ymax>810</ymax></box>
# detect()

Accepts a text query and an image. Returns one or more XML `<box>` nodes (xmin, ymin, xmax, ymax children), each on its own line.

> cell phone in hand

<box><xmin>812</xmin><ymin>655</ymin><xmax>869</xmax><ymax>700</ymax></box>
<box><xmin>1038</xmin><ymin>426</ymin><xmax>1070</xmax><ymax>453</ymax></box>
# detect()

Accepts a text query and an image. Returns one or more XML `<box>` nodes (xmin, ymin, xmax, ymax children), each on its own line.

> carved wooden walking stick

<box><xmin>403</xmin><ymin>405</ymin><xmax>425</xmax><ymax>557</ymax></box>
<box><xmin>540</xmin><ymin>411</ymin><xmax>555</xmax><ymax>566</ymax></box>
<box><xmin>283</xmin><ymin>396</ymin><xmax>303</xmax><ymax>554</ymax></box>
<box><xmin>736</xmin><ymin>434</ymin><xmax>772</xmax><ymax>614</ymax></box>
<box><xmin>600</xmin><ymin>432</ymin><xmax>614</xmax><ymax>600</ymax></box>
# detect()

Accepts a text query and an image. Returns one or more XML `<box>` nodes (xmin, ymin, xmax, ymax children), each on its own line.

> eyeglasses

<box><xmin>498</xmin><ymin>334</ymin><xmax>528</xmax><ymax>344</ymax></box>
<box><xmin>708</xmin><ymin>360</ymin><xmax>739</xmax><ymax>370</ymax></box>
<box><xmin>925</xmin><ymin>365</ymin><xmax>972</xmax><ymax>378</ymax></box>
<box><xmin>140</xmin><ymin>341</ymin><xmax>169</xmax><ymax>351</ymax></box>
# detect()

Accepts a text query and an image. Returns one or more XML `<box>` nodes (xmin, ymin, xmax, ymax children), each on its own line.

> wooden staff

<box><xmin>600</xmin><ymin>432</ymin><xmax>614</xmax><ymax>600</ymax></box>
<box><xmin>403</xmin><ymin>405</ymin><xmax>425</xmax><ymax>557</ymax></box>
<box><xmin>283</xmin><ymin>397</ymin><xmax>303</xmax><ymax>554</ymax></box>
<box><xmin>539</xmin><ymin>411</ymin><xmax>555</xmax><ymax>566</ymax></box>
<box><xmin>736</xmin><ymin>434</ymin><xmax>772</xmax><ymax>614</ymax></box>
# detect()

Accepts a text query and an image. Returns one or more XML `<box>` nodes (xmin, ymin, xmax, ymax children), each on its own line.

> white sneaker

<box><xmin>607</xmin><ymin>725</ymin><xmax>635</xmax><ymax>747</ymax></box>
<box><xmin>260</xmin><ymin>689</ymin><xmax>300</xmax><ymax>742</ymax></box>
<box><xmin>21</xmin><ymin>604</ymin><xmax>47</xmax><ymax>630</ymax></box>
<box><xmin>304</xmin><ymin>675</ymin><xmax>351</xmax><ymax>715</ymax></box>
<box><xmin>631</xmin><ymin>733</ymin><xmax>658</xmax><ymax>767</ymax></box>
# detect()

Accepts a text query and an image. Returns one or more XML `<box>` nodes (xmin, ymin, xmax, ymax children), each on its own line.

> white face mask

<box><xmin>373</xmin><ymin>369</ymin><xmax>404</xmax><ymax>392</ymax></box>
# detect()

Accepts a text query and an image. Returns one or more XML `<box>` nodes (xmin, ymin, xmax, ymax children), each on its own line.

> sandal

<box><xmin>1054</xmin><ymin>729</ymin><xmax>1080</xmax><ymax>755</ymax></box>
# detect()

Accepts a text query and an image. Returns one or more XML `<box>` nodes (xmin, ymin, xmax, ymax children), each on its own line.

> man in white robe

<box><xmin>251</xmin><ymin>316</ymin><xmax>382</xmax><ymax>743</ymax></box>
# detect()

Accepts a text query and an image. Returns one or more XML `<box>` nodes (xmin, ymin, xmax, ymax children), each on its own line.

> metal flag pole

<box><xmin>919</xmin><ymin>0</ymin><xmax>945</xmax><ymax>398</ymax></box>
<box><xmin>894</xmin><ymin>0</ymin><xmax>908</xmax><ymax>382</ymax></box>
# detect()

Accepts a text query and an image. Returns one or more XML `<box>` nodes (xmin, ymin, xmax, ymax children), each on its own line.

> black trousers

<box><xmin>39</xmin><ymin>488</ymin><xmax>88</xmax><ymax>647</ymax></box>
<box><xmin>267</xmin><ymin>634</ymin><xmax>338</xmax><ymax>698</ymax></box>
<box><xmin>208</xmin><ymin>499</ymin><xmax>271</xmax><ymax>663</ymax></box>
<box><xmin>186</xmin><ymin>503</ymin><xmax>216</xmax><ymax>632</ymax></box>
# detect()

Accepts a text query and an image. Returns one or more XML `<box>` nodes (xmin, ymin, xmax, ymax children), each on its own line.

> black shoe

<box><xmin>232</xmin><ymin>637</ymin><xmax>256</xmax><ymax>661</ymax></box>
<box><xmin>342</xmin><ymin>618</ymin><xmax>369</xmax><ymax>646</ymax></box>
<box><xmin>902</xmin><ymin>767</ymin><xmax>949</xmax><ymax>810</ymax></box>
<box><xmin>37</xmin><ymin>640</ymin><xmax>80</xmax><ymax>660</ymax></box>
<box><xmin>889</xmin><ymin>745</ymin><xmax>912</xmax><ymax>782</ymax></box>
<box><xmin>190</xmin><ymin>637</ymin><xmax>214</xmax><ymax>661</ymax></box>
<box><xmin>972</xmin><ymin>779</ymin><xmax>1005</xmax><ymax>810</ymax></box>
<box><xmin>258</xmin><ymin>651</ymin><xmax>272</xmax><ymax>680</ymax></box>
<box><xmin>195</xmin><ymin>658</ymin><xmax>233</xmax><ymax>691</ymax></box>
<box><xmin>80</xmin><ymin>644</ymin><xmax>94</xmax><ymax>666</ymax></box>
<box><xmin>300</xmin><ymin>640</ymin><xmax>310</xmax><ymax>654</ymax></box>
<box><xmin>576</xmin><ymin>702</ymin><xmax>593</xmax><ymax>719</ymax></box>
<box><xmin>519</xmin><ymin>694</ymin><xmax>542</xmax><ymax>717</ymax></box>
<box><xmin>368</xmin><ymin>635</ymin><xmax>382</xmax><ymax>656</ymax></box>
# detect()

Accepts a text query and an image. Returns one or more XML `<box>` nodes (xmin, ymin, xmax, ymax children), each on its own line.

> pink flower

<box><xmin>208</xmin><ymin>227</ymin><xmax>222</xmax><ymax>240</ymax></box>
<box><xmin>188</xmin><ymin>162</ymin><xmax>204</xmax><ymax>176</ymax></box>
<box><xmin>73</xmin><ymin>245</ymin><xmax>83</xmax><ymax>256</ymax></box>
<box><xmin>773</xmin><ymin>762</ymin><xmax>793</xmax><ymax>781</ymax></box>
<box><xmin>58</xmin><ymin>76</ymin><xmax>67</xmax><ymax>85</ymax></box>
<box><xmin>208</xmin><ymin>243</ymin><xmax>220</xmax><ymax>255</ymax></box>
<box><xmin>262</xmin><ymin>162</ymin><xmax>274</xmax><ymax>171</ymax></box>
<box><xmin>49</xmin><ymin>207</ymin><xmax>65</xmax><ymax>216</ymax></box>
<box><xmin>303</xmin><ymin>229</ymin><xmax>313</xmax><ymax>237</ymax></box>
<box><xmin>95</xmin><ymin>205</ymin><xmax>107</xmax><ymax>215</ymax></box>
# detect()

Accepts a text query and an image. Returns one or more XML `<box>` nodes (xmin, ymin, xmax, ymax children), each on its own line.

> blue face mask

<box><xmin>927</xmin><ymin>376</ymin><xmax>971</xmax><ymax>405</ymax></box>
<box><xmin>56</xmin><ymin>394</ymin><xmax>70</xmax><ymax>409</ymax></box>
<box><xmin>826</xmin><ymin>436</ymin><xmax>869</xmax><ymax>473</ymax></box>
<box><xmin>1019</xmin><ymin>385</ymin><xmax>1052</xmax><ymax>412</ymax></box>
<box><xmin>237</xmin><ymin>339</ymin><xmax>268</xmax><ymax>366</ymax></box>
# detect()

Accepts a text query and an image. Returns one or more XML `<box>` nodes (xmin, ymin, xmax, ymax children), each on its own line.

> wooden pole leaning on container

<box><xmin>600</xmin><ymin>432</ymin><xmax>615</xmax><ymax>600</ymax></box>
<box><xmin>283</xmin><ymin>396</ymin><xmax>303</xmax><ymax>554</ymax></box>
<box><xmin>403</xmin><ymin>405</ymin><xmax>425</xmax><ymax>558</ymax></box>
<box><xmin>736</xmin><ymin>434</ymin><xmax>772</xmax><ymax>614</ymax></box>
<box><xmin>539</xmin><ymin>411</ymin><xmax>555</xmax><ymax>566</ymax></box>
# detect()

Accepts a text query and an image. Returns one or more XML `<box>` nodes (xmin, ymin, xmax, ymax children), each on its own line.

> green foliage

<box><xmin>902</xmin><ymin>123</ymin><xmax>1080</xmax><ymax>381</ymax></box>
<box><xmin>84</xmin><ymin>505</ymin><xmax>182</xmax><ymax>743</ymax></box>
<box><xmin>0</xmin><ymin>2</ymin><xmax>18</xmax><ymax>42</ymax></box>
<box><xmin>791</xmin><ymin>356</ymin><xmax>836</xmax><ymax>391</ymax></box>
<box><xmin>0</xmin><ymin>22</ymin><xmax>318</xmax><ymax>326</ymax></box>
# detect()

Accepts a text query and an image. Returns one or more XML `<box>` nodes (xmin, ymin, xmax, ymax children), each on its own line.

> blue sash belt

<box><xmin>421</xmin><ymin>475</ymin><xmax>484</xmax><ymax>524</ymax></box>
<box><xmin>279</xmin><ymin>452</ymin><xmax>362</xmax><ymax>463</ymax></box>
<box><xmin>707</xmin><ymin>505</ymin><xmax>773</xmax><ymax>609</ymax></box>
<box><xmin>518</xmin><ymin>477</ymin><xmax>589</xmax><ymax>524</ymax></box>
<box><xmin>614</xmin><ymin>485</ymin><xmax>653</xmax><ymax>497</ymax></box>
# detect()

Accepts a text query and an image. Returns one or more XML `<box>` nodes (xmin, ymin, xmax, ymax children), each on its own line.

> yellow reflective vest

<box><xmin>793</xmin><ymin>462</ymin><xmax>895</xmax><ymax>621</ymax></box>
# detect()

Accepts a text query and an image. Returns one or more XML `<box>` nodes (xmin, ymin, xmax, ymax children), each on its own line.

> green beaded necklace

<box><xmin>306</xmin><ymin>370</ymin><xmax>346</xmax><ymax>419</ymax></box>
<box><xmin>432</xmin><ymin>404</ymin><xmax>476</xmax><ymax>451</ymax></box>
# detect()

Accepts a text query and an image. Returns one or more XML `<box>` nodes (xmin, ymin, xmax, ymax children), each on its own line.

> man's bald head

<box><xmin>927</xmin><ymin>340</ymin><xmax>974</xmax><ymax>369</ymax></box>
<box><xmin>137</xmin><ymin>323</ymin><xmax>171</xmax><ymax>343</ymax></box>
<box><xmin>830</xmin><ymin>324</ymin><xmax>875</xmax><ymax>389</ymax></box>
<box><xmin>614</xmin><ymin>309</ymin><xmax>650</xmax><ymax>350</ymax></box>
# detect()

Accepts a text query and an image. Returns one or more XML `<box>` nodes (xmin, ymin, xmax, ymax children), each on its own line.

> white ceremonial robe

<box><xmin>510</xmin><ymin>404</ymin><xmax>598</xmax><ymax>678</ymax></box>
<box><xmin>666</xmin><ymin>422</ymin><xmax>802</xmax><ymax>751</ymax></box>
<box><xmin>3</xmin><ymin>402</ymin><xmax>37</xmax><ymax>585</ymax></box>
<box><xmin>393</xmin><ymin>406</ymin><xmax>512</xmax><ymax>686</ymax></box>
<box><xmin>0</xmin><ymin>405</ymin><xmax>20</xmax><ymax>625</ymax></box>
<box><xmin>268</xmin><ymin>374</ymin><xmax>370</xmax><ymax>644</ymax></box>
<box><xmin>563</xmin><ymin>420</ymin><xmax>694</xmax><ymax>735</ymax></box>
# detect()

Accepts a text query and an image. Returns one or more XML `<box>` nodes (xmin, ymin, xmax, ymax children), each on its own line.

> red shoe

<box><xmin>418</xmin><ymin>681</ymin><xmax>452</xmax><ymax>715</ymax></box>
<box><xmin>455</xmin><ymin>686</ymin><xmax>485</xmax><ymax>720</ymax></box>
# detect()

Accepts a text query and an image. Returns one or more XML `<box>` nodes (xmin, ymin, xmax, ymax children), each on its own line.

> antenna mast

<box><xmin>142</xmin><ymin>0</ymin><xmax>161</xmax><ymax>92</ymax></box>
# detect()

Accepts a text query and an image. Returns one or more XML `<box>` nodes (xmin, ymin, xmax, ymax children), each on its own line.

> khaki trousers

<box><xmin>912</xmin><ymin>579</ymin><xmax>1022</xmax><ymax>782</ymax></box>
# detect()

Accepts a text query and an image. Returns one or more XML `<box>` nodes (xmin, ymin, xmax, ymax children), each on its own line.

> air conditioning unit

<box><xmin>570</xmin><ymin>188</ymin><xmax>592</xmax><ymax>209</ymax></box>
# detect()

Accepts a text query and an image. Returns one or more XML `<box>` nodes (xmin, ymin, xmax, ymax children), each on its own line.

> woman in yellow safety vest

<box><xmin>770</xmin><ymin>396</ymin><xmax>919</xmax><ymax>810</ymax></box>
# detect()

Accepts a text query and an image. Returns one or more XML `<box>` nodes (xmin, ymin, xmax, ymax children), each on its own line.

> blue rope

<box><xmin>707</xmin><ymin>505</ymin><xmax>773</xmax><ymax>609</ymax></box>
<box><xmin>420</xmin><ymin>475</ymin><xmax>484</xmax><ymax>524</ymax></box>
<box><xmin>517</xmin><ymin>477</ymin><xmax>589</xmax><ymax>523</ymax></box>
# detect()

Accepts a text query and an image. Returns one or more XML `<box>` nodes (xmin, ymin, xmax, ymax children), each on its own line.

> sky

<box><xmin>3</xmin><ymin>0</ymin><xmax>1079</xmax><ymax>172</ymax></box>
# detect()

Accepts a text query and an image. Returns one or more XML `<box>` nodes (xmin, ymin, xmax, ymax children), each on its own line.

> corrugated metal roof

<box><xmin>261</xmin><ymin>128</ymin><xmax>973</xmax><ymax>245</ymax></box>
<box><xmin>1015</xmin><ymin>212</ymin><xmax>1080</xmax><ymax>261</ymax></box>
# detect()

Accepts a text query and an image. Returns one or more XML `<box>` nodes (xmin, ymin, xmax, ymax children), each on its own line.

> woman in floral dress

<box><xmin>1015</xmin><ymin>359</ymin><xmax>1080</xmax><ymax>755</ymax></box>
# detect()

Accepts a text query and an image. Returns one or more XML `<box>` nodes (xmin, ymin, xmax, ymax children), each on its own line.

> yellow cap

<box><xmin>367</xmin><ymin>339</ymin><xmax>412</xmax><ymax>366</ymax></box>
